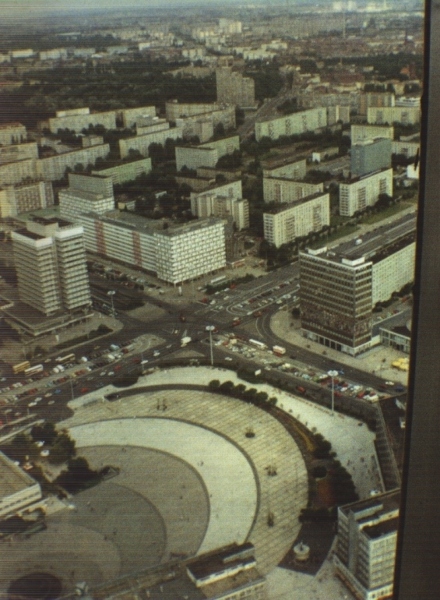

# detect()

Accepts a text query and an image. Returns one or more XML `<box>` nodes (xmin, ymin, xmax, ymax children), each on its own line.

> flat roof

<box><xmin>305</xmin><ymin>213</ymin><xmax>416</xmax><ymax>264</ymax></box>
<box><xmin>264</xmin><ymin>191</ymin><xmax>328</xmax><ymax>214</ymax></box>
<box><xmin>363</xmin><ymin>516</ymin><xmax>400</xmax><ymax>539</ymax></box>
<box><xmin>0</xmin><ymin>451</ymin><xmax>38</xmax><ymax>499</ymax></box>
<box><xmin>340</xmin><ymin>488</ymin><xmax>401</xmax><ymax>520</ymax></box>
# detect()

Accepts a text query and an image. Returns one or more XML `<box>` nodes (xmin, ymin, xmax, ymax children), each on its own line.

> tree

<box><xmin>31</xmin><ymin>422</ymin><xmax>57</xmax><ymax>445</ymax></box>
<box><xmin>49</xmin><ymin>432</ymin><xmax>76</xmax><ymax>465</ymax></box>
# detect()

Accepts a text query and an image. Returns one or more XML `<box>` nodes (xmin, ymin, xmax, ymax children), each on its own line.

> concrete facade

<box><xmin>263</xmin><ymin>192</ymin><xmax>330</xmax><ymax>247</ymax></box>
<box><xmin>119</xmin><ymin>126</ymin><xmax>183</xmax><ymax>159</ymax></box>
<box><xmin>191</xmin><ymin>192</ymin><xmax>249</xmax><ymax>231</ymax></box>
<box><xmin>36</xmin><ymin>143</ymin><xmax>110</xmax><ymax>181</ymax></box>
<box><xmin>92</xmin><ymin>158</ymin><xmax>152</xmax><ymax>185</ymax></box>
<box><xmin>59</xmin><ymin>173</ymin><xmax>115</xmax><ymax>223</ymax></box>
<box><xmin>0</xmin><ymin>451</ymin><xmax>42</xmax><ymax>520</ymax></box>
<box><xmin>0</xmin><ymin>180</ymin><xmax>54</xmax><ymax>218</ymax></box>
<box><xmin>48</xmin><ymin>109</ymin><xmax>117</xmax><ymax>133</ymax></box>
<box><xmin>262</xmin><ymin>159</ymin><xmax>307</xmax><ymax>180</ymax></box>
<box><xmin>263</xmin><ymin>177</ymin><xmax>324</xmax><ymax>204</ymax></box>
<box><xmin>351</xmin><ymin>124</ymin><xmax>394</xmax><ymax>144</ymax></box>
<box><xmin>216</xmin><ymin>67</ymin><xmax>256</xmax><ymax>108</ymax></box>
<box><xmin>0</xmin><ymin>122</ymin><xmax>27</xmax><ymax>146</ymax></box>
<box><xmin>350</xmin><ymin>138</ymin><xmax>392</xmax><ymax>177</ymax></box>
<box><xmin>12</xmin><ymin>217</ymin><xmax>91</xmax><ymax>316</ymax></box>
<box><xmin>255</xmin><ymin>108</ymin><xmax>327</xmax><ymax>142</ymax></box>
<box><xmin>176</xmin><ymin>136</ymin><xmax>240</xmax><ymax>172</ymax></box>
<box><xmin>334</xmin><ymin>490</ymin><xmax>400</xmax><ymax>600</ymax></box>
<box><xmin>339</xmin><ymin>168</ymin><xmax>393</xmax><ymax>217</ymax></box>
<box><xmin>0</xmin><ymin>142</ymin><xmax>38</xmax><ymax>164</ymax></box>
<box><xmin>367</xmin><ymin>105</ymin><xmax>421</xmax><ymax>125</ymax></box>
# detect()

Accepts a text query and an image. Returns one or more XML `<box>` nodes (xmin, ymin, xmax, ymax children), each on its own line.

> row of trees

<box><xmin>208</xmin><ymin>379</ymin><xmax>278</xmax><ymax>406</ymax></box>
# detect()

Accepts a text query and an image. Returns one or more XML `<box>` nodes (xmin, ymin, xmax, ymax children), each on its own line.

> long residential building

<box><xmin>36</xmin><ymin>143</ymin><xmax>110</xmax><ymax>181</ymax></box>
<box><xmin>48</xmin><ymin>108</ymin><xmax>117</xmax><ymax>133</ymax></box>
<box><xmin>92</xmin><ymin>157</ymin><xmax>152</xmax><ymax>185</ymax></box>
<box><xmin>367</xmin><ymin>105</ymin><xmax>421</xmax><ymax>126</ymax></box>
<box><xmin>350</xmin><ymin>124</ymin><xmax>394</xmax><ymax>144</ymax></box>
<box><xmin>264</xmin><ymin>192</ymin><xmax>330</xmax><ymax>248</ymax></box>
<box><xmin>0</xmin><ymin>180</ymin><xmax>54</xmax><ymax>218</ymax></box>
<box><xmin>12</xmin><ymin>217</ymin><xmax>91</xmax><ymax>316</ymax></box>
<box><xmin>118</xmin><ymin>126</ymin><xmax>183</xmax><ymax>159</ymax></box>
<box><xmin>0</xmin><ymin>142</ymin><xmax>39</xmax><ymax>164</ymax></box>
<box><xmin>80</xmin><ymin>211</ymin><xmax>226</xmax><ymax>285</ymax></box>
<box><xmin>299</xmin><ymin>214</ymin><xmax>416</xmax><ymax>355</ymax></box>
<box><xmin>255</xmin><ymin>107</ymin><xmax>327</xmax><ymax>142</ymax></box>
<box><xmin>334</xmin><ymin>490</ymin><xmax>400</xmax><ymax>600</ymax></box>
<box><xmin>176</xmin><ymin>136</ymin><xmax>240</xmax><ymax>171</ymax></box>
<box><xmin>339</xmin><ymin>168</ymin><xmax>393</xmax><ymax>217</ymax></box>
<box><xmin>165</xmin><ymin>100</ymin><xmax>236</xmax><ymax>130</ymax></box>
<box><xmin>263</xmin><ymin>177</ymin><xmax>323</xmax><ymax>204</ymax></box>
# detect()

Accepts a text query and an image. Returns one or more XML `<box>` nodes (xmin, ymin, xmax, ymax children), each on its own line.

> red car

<box><xmin>79</xmin><ymin>387</ymin><xmax>90</xmax><ymax>394</ymax></box>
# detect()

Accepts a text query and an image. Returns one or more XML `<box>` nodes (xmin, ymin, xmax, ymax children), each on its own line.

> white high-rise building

<box><xmin>12</xmin><ymin>217</ymin><xmax>91</xmax><ymax>316</ymax></box>
<box><xmin>59</xmin><ymin>173</ymin><xmax>114</xmax><ymax>222</ymax></box>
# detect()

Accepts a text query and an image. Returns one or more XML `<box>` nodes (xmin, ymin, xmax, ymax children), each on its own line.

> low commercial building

<box><xmin>12</xmin><ymin>217</ymin><xmax>91</xmax><ymax>316</ymax></box>
<box><xmin>0</xmin><ymin>180</ymin><xmax>54</xmax><ymax>218</ymax></box>
<box><xmin>0</xmin><ymin>451</ymin><xmax>43</xmax><ymax>520</ymax></box>
<box><xmin>339</xmin><ymin>168</ymin><xmax>393</xmax><ymax>217</ymax></box>
<box><xmin>350</xmin><ymin>138</ymin><xmax>392</xmax><ymax>177</ymax></box>
<box><xmin>263</xmin><ymin>177</ymin><xmax>323</xmax><ymax>204</ymax></box>
<box><xmin>263</xmin><ymin>192</ymin><xmax>330</xmax><ymax>248</ymax></box>
<box><xmin>334</xmin><ymin>490</ymin><xmax>400</xmax><ymax>600</ymax></box>
<box><xmin>119</xmin><ymin>126</ymin><xmax>183</xmax><ymax>159</ymax></box>
<box><xmin>255</xmin><ymin>107</ymin><xmax>327</xmax><ymax>142</ymax></box>
<box><xmin>92</xmin><ymin>157</ymin><xmax>152</xmax><ymax>185</ymax></box>
<box><xmin>299</xmin><ymin>214</ymin><xmax>416</xmax><ymax>355</ymax></box>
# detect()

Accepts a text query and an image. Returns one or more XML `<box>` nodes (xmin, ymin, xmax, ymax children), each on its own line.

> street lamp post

<box><xmin>328</xmin><ymin>369</ymin><xmax>339</xmax><ymax>416</ymax></box>
<box><xmin>206</xmin><ymin>325</ymin><xmax>215</xmax><ymax>366</ymax></box>
<box><xmin>107</xmin><ymin>290</ymin><xmax>116</xmax><ymax>318</ymax></box>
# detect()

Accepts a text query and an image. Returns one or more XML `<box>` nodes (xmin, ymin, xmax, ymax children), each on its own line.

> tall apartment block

<box><xmin>263</xmin><ymin>177</ymin><xmax>323</xmax><ymax>204</ymax></box>
<box><xmin>191</xmin><ymin>193</ymin><xmax>249</xmax><ymax>230</ymax></box>
<box><xmin>263</xmin><ymin>193</ymin><xmax>330</xmax><ymax>248</ymax></box>
<box><xmin>299</xmin><ymin>214</ymin><xmax>416</xmax><ymax>355</ymax></box>
<box><xmin>216</xmin><ymin>67</ymin><xmax>256</xmax><ymax>108</ymax></box>
<box><xmin>334</xmin><ymin>490</ymin><xmax>400</xmax><ymax>600</ymax></box>
<box><xmin>0</xmin><ymin>180</ymin><xmax>54</xmax><ymax>218</ymax></box>
<box><xmin>59</xmin><ymin>173</ymin><xmax>114</xmax><ymax>223</ymax></box>
<box><xmin>350</xmin><ymin>138</ymin><xmax>392</xmax><ymax>177</ymax></box>
<box><xmin>11</xmin><ymin>217</ymin><xmax>91</xmax><ymax>316</ymax></box>
<box><xmin>255</xmin><ymin>108</ymin><xmax>327</xmax><ymax>142</ymax></box>
<box><xmin>339</xmin><ymin>168</ymin><xmax>393</xmax><ymax>217</ymax></box>
<box><xmin>359</xmin><ymin>92</ymin><xmax>395</xmax><ymax>116</ymax></box>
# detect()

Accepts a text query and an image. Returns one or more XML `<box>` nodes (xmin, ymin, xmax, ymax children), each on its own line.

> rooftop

<box><xmin>363</xmin><ymin>516</ymin><xmax>400</xmax><ymax>540</ymax></box>
<box><xmin>340</xmin><ymin>489</ymin><xmax>401</xmax><ymax>521</ymax></box>
<box><xmin>264</xmin><ymin>191</ymin><xmax>329</xmax><ymax>214</ymax></box>
<box><xmin>0</xmin><ymin>451</ymin><xmax>39</xmax><ymax>499</ymax></box>
<box><xmin>0</xmin><ymin>122</ymin><xmax>25</xmax><ymax>130</ymax></box>
<box><xmin>304</xmin><ymin>212</ymin><xmax>416</xmax><ymax>264</ymax></box>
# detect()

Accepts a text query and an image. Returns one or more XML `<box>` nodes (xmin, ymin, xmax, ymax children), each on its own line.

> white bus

<box><xmin>24</xmin><ymin>364</ymin><xmax>44</xmax><ymax>377</ymax></box>
<box><xmin>249</xmin><ymin>339</ymin><xmax>268</xmax><ymax>351</ymax></box>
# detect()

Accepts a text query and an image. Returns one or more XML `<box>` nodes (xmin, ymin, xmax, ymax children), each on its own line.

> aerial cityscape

<box><xmin>0</xmin><ymin>1</ymin><xmax>423</xmax><ymax>599</ymax></box>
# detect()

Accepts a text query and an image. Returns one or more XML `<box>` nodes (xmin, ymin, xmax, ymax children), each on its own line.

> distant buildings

<box><xmin>176</xmin><ymin>136</ymin><xmax>240</xmax><ymax>171</ymax></box>
<box><xmin>350</xmin><ymin>138</ymin><xmax>392</xmax><ymax>177</ymax></box>
<box><xmin>339</xmin><ymin>168</ymin><xmax>393</xmax><ymax>217</ymax></box>
<box><xmin>367</xmin><ymin>105</ymin><xmax>420</xmax><ymax>125</ymax></box>
<box><xmin>263</xmin><ymin>192</ymin><xmax>330</xmax><ymax>248</ymax></box>
<box><xmin>334</xmin><ymin>490</ymin><xmax>400</xmax><ymax>600</ymax></box>
<box><xmin>255</xmin><ymin>108</ymin><xmax>328</xmax><ymax>142</ymax></box>
<box><xmin>299</xmin><ymin>215</ymin><xmax>416</xmax><ymax>355</ymax></box>
<box><xmin>216</xmin><ymin>67</ymin><xmax>256</xmax><ymax>108</ymax></box>
<box><xmin>12</xmin><ymin>217</ymin><xmax>91</xmax><ymax>316</ymax></box>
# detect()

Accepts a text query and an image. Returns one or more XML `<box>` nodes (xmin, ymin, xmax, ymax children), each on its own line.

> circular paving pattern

<box><xmin>0</xmin><ymin>388</ymin><xmax>308</xmax><ymax>594</ymax></box>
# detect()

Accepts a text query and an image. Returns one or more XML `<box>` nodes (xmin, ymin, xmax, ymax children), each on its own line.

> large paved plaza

<box><xmin>0</xmin><ymin>384</ymin><xmax>308</xmax><ymax>594</ymax></box>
